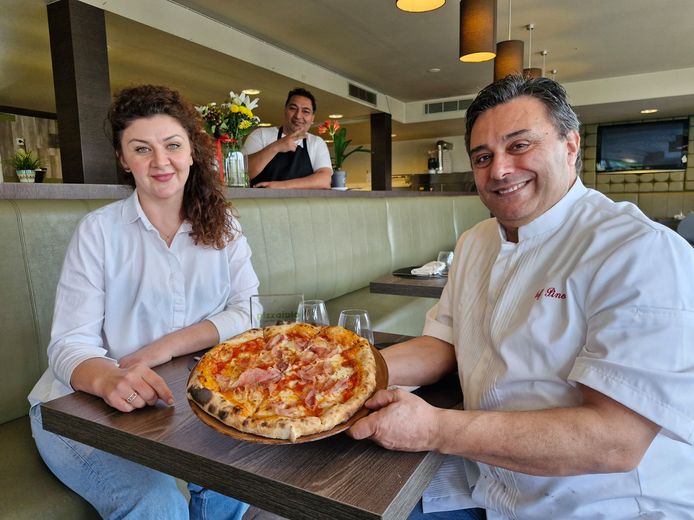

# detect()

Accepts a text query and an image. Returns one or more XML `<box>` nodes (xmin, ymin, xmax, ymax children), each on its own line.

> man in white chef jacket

<box><xmin>349</xmin><ymin>75</ymin><xmax>694</xmax><ymax>520</ymax></box>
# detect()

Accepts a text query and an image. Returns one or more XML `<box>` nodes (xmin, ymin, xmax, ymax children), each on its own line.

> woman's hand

<box><xmin>71</xmin><ymin>358</ymin><xmax>174</xmax><ymax>412</ymax></box>
<box><xmin>347</xmin><ymin>388</ymin><xmax>443</xmax><ymax>452</ymax></box>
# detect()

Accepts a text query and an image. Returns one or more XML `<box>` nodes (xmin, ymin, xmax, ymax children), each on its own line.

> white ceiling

<box><xmin>2</xmin><ymin>0</ymin><xmax>694</xmax><ymax>145</ymax></box>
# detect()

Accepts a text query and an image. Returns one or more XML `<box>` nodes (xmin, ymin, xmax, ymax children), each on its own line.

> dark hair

<box><xmin>285</xmin><ymin>87</ymin><xmax>316</xmax><ymax>112</ymax></box>
<box><xmin>107</xmin><ymin>84</ymin><xmax>236</xmax><ymax>249</ymax></box>
<box><xmin>465</xmin><ymin>75</ymin><xmax>582</xmax><ymax>173</ymax></box>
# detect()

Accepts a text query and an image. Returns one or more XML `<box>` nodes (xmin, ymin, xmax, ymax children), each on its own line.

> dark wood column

<box><xmin>370</xmin><ymin>112</ymin><xmax>392</xmax><ymax>191</ymax></box>
<box><xmin>47</xmin><ymin>0</ymin><xmax>117</xmax><ymax>184</ymax></box>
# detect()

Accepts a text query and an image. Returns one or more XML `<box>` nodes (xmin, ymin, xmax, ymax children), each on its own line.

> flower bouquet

<box><xmin>317</xmin><ymin>119</ymin><xmax>370</xmax><ymax>171</ymax></box>
<box><xmin>196</xmin><ymin>91</ymin><xmax>261</xmax><ymax>186</ymax></box>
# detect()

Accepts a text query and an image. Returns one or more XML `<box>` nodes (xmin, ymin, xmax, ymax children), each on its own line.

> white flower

<box><xmin>229</xmin><ymin>90</ymin><xmax>259</xmax><ymax>110</ymax></box>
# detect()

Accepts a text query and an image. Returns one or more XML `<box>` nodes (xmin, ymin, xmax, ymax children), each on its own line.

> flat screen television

<box><xmin>596</xmin><ymin>120</ymin><xmax>689</xmax><ymax>173</ymax></box>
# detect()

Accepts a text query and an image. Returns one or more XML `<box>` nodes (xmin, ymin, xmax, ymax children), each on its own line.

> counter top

<box><xmin>0</xmin><ymin>183</ymin><xmax>478</xmax><ymax>200</ymax></box>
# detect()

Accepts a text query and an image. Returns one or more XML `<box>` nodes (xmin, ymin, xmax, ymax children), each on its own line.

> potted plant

<box><xmin>8</xmin><ymin>149</ymin><xmax>41</xmax><ymax>183</ymax></box>
<box><xmin>317</xmin><ymin>120</ymin><xmax>370</xmax><ymax>188</ymax></box>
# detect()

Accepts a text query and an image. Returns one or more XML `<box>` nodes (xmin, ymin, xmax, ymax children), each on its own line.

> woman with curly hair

<box><xmin>28</xmin><ymin>85</ymin><xmax>258</xmax><ymax>519</ymax></box>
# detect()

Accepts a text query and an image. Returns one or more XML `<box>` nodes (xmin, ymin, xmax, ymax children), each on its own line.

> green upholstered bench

<box><xmin>0</xmin><ymin>193</ymin><xmax>488</xmax><ymax>517</ymax></box>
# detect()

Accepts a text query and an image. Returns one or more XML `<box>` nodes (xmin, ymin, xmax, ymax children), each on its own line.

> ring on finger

<box><xmin>125</xmin><ymin>391</ymin><xmax>138</xmax><ymax>404</ymax></box>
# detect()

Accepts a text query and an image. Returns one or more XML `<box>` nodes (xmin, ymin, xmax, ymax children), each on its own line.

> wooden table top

<box><xmin>41</xmin><ymin>332</ymin><xmax>462</xmax><ymax>520</ymax></box>
<box><xmin>370</xmin><ymin>273</ymin><xmax>447</xmax><ymax>299</ymax></box>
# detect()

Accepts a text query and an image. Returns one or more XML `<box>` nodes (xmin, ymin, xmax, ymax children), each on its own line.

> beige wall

<box><xmin>345</xmin><ymin>134</ymin><xmax>472</xmax><ymax>188</ymax></box>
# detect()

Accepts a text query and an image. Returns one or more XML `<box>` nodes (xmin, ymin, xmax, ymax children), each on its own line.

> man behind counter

<box><xmin>242</xmin><ymin>87</ymin><xmax>332</xmax><ymax>189</ymax></box>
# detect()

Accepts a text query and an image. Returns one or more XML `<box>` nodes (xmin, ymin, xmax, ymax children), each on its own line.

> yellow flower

<box><xmin>196</xmin><ymin>89</ymin><xmax>261</xmax><ymax>140</ymax></box>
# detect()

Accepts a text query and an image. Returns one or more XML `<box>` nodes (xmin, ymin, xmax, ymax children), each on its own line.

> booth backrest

<box><xmin>0</xmin><ymin>194</ymin><xmax>489</xmax><ymax>425</ymax></box>
<box><xmin>1</xmin><ymin>199</ymin><xmax>113</xmax><ymax>424</ymax></box>
<box><xmin>233</xmin><ymin>196</ymin><xmax>488</xmax><ymax>300</ymax></box>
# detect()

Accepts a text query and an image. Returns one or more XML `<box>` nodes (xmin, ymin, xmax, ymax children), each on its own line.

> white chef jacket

<box><xmin>29</xmin><ymin>191</ymin><xmax>259</xmax><ymax>405</ymax></box>
<box><xmin>242</xmin><ymin>126</ymin><xmax>333</xmax><ymax>171</ymax></box>
<box><xmin>422</xmin><ymin>178</ymin><xmax>694</xmax><ymax>518</ymax></box>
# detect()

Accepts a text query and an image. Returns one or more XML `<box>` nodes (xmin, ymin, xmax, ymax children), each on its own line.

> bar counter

<box><xmin>0</xmin><ymin>183</ymin><xmax>476</xmax><ymax>200</ymax></box>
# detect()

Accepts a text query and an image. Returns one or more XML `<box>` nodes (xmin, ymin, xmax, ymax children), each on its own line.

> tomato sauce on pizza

<box><xmin>187</xmin><ymin>323</ymin><xmax>377</xmax><ymax>441</ymax></box>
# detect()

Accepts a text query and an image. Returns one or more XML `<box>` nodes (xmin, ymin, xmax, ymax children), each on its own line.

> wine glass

<box><xmin>338</xmin><ymin>309</ymin><xmax>375</xmax><ymax>344</ymax></box>
<box><xmin>437</xmin><ymin>250</ymin><xmax>454</xmax><ymax>275</ymax></box>
<box><xmin>297</xmin><ymin>299</ymin><xmax>329</xmax><ymax>326</ymax></box>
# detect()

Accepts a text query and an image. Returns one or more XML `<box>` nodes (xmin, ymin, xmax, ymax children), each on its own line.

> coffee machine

<box><xmin>434</xmin><ymin>140</ymin><xmax>453</xmax><ymax>173</ymax></box>
<box><xmin>427</xmin><ymin>152</ymin><xmax>438</xmax><ymax>173</ymax></box>
<box><xmin>427</xmin><ymin>140</ymin><xmax>453</xmax><ymax>173</ymax></box>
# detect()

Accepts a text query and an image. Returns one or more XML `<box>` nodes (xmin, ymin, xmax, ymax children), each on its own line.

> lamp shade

<box><xmin>523</xmin><ymin>67</ymin><xmax>542</xmax><ymax>79</ymax></box>
<box><xmin>459</xmin><ymin>0</ymin><xmax>496</xmax><ymax>62</ymax></box>
<box><xmin>494</xmin><ymin>39</ymin><xmax>524</xmax><ymax>80</ymax></box>
<box><xmin>396</xmin><ymin>0</ymin><xmax>445</xmax><ymax>12</ymax></box>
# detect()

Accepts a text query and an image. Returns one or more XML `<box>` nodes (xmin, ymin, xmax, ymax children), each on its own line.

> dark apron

<box><xmin>250</xmin><ymin>128</ymin><xmax>313</xmax><ymax>186</ymax></box>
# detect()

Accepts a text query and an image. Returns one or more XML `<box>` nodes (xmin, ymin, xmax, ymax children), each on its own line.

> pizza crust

<box><xmin>187</xmin><ymin>324</ymin><xmax>378</xmax><ymax>441</ymax></box>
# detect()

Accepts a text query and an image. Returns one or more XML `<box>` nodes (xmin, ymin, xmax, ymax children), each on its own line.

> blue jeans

<box><xmin>408</xmin><ymin>499</ymin><xmax>486</xmax><ymax>520</ymax></box>
<box><xmin>30</xmin><ymin>405</ymin><xmax>249</xmax><ymax>520</ymax></box>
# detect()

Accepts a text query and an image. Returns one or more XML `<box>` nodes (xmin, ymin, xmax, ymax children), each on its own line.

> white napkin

<box><xmin>411</xmin><ymin>261</ymin><xmax>446</xmax><ymax>276</ymax></box>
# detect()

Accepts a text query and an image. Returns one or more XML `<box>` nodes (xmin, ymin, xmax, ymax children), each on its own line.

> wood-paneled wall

<box><xmin>0</xmin><ymin>113</ymin><xmax>62</xmax><ymax>182</ymax></box>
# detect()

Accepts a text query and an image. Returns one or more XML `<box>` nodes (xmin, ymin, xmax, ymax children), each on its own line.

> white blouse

<box><xmin>29</xmin><ymin>191</ymin><xmax>259</xmax><ymax>405</ymax></box>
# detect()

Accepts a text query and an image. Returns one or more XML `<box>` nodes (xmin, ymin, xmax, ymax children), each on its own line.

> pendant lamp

<box><xmin>522</xmin><ymin>24</ymin><xmax>542</xmax><ymax>79</ymax></box>
<box><xmin>459</xmin><ymin>0</ymin><xmax>496</xmax><ymax>62</ymax></box>
<box><xmin>540</xmin><ymin>49</ymin><xmax>548</xmax><ymax>77</ymax></box>
<box><xmin>494</xmin><ymin>0</ymin><xmax>523</xmax><ymax>80</ymax></box>
<box><xmin>396</xmin><ymin>0</ymin><xmax>445</xmax><ymax>12</ymax></box>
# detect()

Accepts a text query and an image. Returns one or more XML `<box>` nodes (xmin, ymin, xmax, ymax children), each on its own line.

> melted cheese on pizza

<box><xmin>189</xmin><ymin>324</ymin><xmax>376</xmax><ymax>439</ymax></box>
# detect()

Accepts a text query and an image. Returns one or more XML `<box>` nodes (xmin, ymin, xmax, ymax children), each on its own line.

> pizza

<box><xmin>187</xmin><ymin>323</ymin><xmax>378</xmax><ymax>441</ymax></box>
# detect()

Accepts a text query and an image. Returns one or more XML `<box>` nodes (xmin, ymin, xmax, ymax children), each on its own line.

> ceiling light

<box><xmin>428</xmin><ymin>67</ymin><xmax>441</xmax><ymax>73</ymax></box>
<box><xmin>391</xmin><ymin>134</ymin><xmax>397</xmax><ymax>137</ymax></box>
<box><xmin>494</xmin><ymin>41</ymin><xmax>523</xmax><ymax>80</ymax></box>
<box><xmin>522</xmin><ymin>24</ymin><xmax>542</xmax><ymax>79</ymax></box>
<box><xmin>258</xmin><ymin>122</ymin><xmax>272</xmax><ymax>127</ymax></box>
<box><xmin>640</xmin><ymin>108</ymin><xmax>659</xmax><ymax>114</ymax></box>
<box><xmin>540</xmin><ymin>50</ymin><xmax>549</xmax><ymax>77</ymax></box>
<box><xmin>396</xmin><ymin>0</ymin><xmax>445</xmax><ymax>12</ymax></box>
<box><xmin>329</xmin><ymin>114</ymin><xmax>343</xmax><ymax>119</ymax></box>
<box><xmin>459</xmin><ymin>0</ymin><xmax>496</xmax><ymax>62</ymax></box>
<box><xmin>494</xmin><ymin>0</ymin><xmax>524</xmax><ymax>80</ymax></box>
<box><xmin>242</xmin><ymin>89</ymin><xmax>260</xmax><ymax>95</ymax></box>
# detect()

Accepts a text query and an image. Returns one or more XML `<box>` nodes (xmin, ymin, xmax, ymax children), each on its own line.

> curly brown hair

<box><xmin>107</xmin><ymin>84</ymin><xmax>237</xmax><ymax>248</ymax></box>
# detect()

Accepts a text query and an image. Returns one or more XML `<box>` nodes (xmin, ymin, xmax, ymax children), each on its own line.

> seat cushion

<box><xmin>0</xmin><ymin>416</ymin><xmax>99</xmax><ymax>520</ymax></box>
<box><xmin>326</xmin><ymin>287</ymin><xmax>436</xmax><ymax>338</ymax></box>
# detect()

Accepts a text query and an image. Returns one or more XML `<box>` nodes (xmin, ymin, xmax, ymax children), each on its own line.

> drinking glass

<box><xmin>338</xmin><ymin>309</ymin><xmax>375</xmax><ymax>344</ymax></box>
<box><xmin>297</xmin><ymin>299</ymin><xmax>330</xmax><ymax>326</ymax></box>
<box><xmin>250</xmin><ymin>293</ymin><xmax>304</xmax><ymax>328</ymax></box>
<box><xmin>437</xmin><ymin>250</ymin><xmax>454</xmax><ymax>275</ymax></box>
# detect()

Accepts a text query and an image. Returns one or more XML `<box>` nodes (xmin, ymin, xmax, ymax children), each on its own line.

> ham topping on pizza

<box><xmin>231</xmin><ymin>367</ymin><xmax>282</xmax><ymax>389</ymax></box>
<box><xmin>187</xmin><ymin>324</ymin><xmax>378</xmax><ymax>441</ymax></box>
